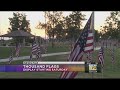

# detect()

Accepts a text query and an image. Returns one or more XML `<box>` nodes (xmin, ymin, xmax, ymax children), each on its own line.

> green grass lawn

<box><xmin>0</xmin><ymin>45</ymin><xmax>70</xmax><ymax>59</ymax></box>
<box><xmin>0</xmin><ymin>48</ymin><xmax>120</xmax><ymax>78</ymax></box>
<box><xmin>47</xmin><ymin>45</ymin><xmax>70</xmax><ymax>53</ymax></box>
<box><xmin>0</xmin><ymin>47</ymin><xmax>31</xmax><ymax>59</ymax></box>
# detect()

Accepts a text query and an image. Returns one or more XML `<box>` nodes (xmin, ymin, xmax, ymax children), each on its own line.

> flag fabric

<box><xmin>15</xmin><ymin>43</ymin><xmax>21</xmax><ymax>57</ymax></box>
<box><xmin>85</xmin><ymin>25</ymin><xmax>94</xmax><ymax>62</ymax></box>
<box><xmin>36</xmin><ymin>45</ymin><xmax>42</xmax><ymax>60</ymax></box>
<box><xmin>60</xmin><ymin>12</ymin><xmax>94</xmax><ymax>79</ymax></box>
<box><xmin>30</xmin><ymin>42</ymin><xmax>38</xmax><ymax>60</ymax></box>
<box><xmin>9</xmin><ymin>48</ymin><xmax>13</xmax><ymax>64</ymax></box>
<box><xmin>98</xmin><ymin>46</ymin><xmax>104</xmax><ymax>68</ymax></box>
<box><xmin>31</xmin><ymin>42</ymin><xmax>38</xmax><ymax>55</ymax></box>
<box><xmin>84</xmin><ymin>31</ymin><xmax>94</xmax><ymax>53</ymax></box>
<box><xmin>30</xmin><ymin>41</ymin><xmax>42</xmax><ymax>60</ymax></box>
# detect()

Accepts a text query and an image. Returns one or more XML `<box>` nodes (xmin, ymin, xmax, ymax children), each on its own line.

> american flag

<box><xmin>98</xmin><ymin>46</ymin><xmax>104</xmax><ymax>68</ymax></box>
<box><xmin>31</xmin><ymin>42</ymin><xmax>38</xmax><ymax>55</ymax></box>
<box><xmin>30</xmin><ymin>42</ymin><xmax>42</xmax><ymax>60</ymax></box>
<box><xmin>30</xmin><ymin>42</ymin><xmax>38</xmax><ymax>60</ymax></box>
<box><xmin>9</xmin><ymin>48</ymin><xmax>13</xmax><ymax>64</ymax></box>
<box><xmin>15</xmin><ymin>43</ymin><xmax>21</xmax><ymax>57</ymax></box>
<box><xmin>36</xmin><ymin>45</ymin><xmax>42</xmax><ymax>60</ymax></box>
<box><xmin>60</xmin><ymin>12</ymin><xmax>94</xmax><ymax>79</ymax></box>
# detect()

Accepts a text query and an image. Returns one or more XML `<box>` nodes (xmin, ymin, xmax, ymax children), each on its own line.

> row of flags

<box><xmin>87</xmin><ymin>38</ymin><xmax>116</xmax><ymax>69</ymax></box>
<box><xmin>86</xmin><ymin>43</ymin><xmax>115</xmax><ymax>69</ymax></box>
<box><xmin>98</xmin><ymin>46</ymin><xmax>104</xmax><ymax>68</ymax></box>
<box><xmin>7</xmin><ymin>12</ymin><xmax>116</xmax><ymax>79</ymax></box>
<box><xmin>60</xmin><ymin>12</ymin><xmax>116</xmax><ymax>79</ymax></box>
<box><xmin>98</xmin><ymin>45</ymin><xmax>115</xmax><ymax>69</ymax></box>
<box><xmin>102</xmin><ymin>40</ymin><xmax>119</xmax><ymax>49</ymax></box>
<box><xmin>9</xmin><ymin>39</ymin><xmax>43</xmax><ymax>63</ymax></box>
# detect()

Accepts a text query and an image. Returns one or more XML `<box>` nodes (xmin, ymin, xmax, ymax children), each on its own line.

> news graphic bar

<box><xmin>85</xmin><ymin>62</ymin><xmax>101</xmax><ymax>73</ymax></box>
<box><xmin>0</xmin><ymin>65</ymin><xmax>23</xmax><ymax>72</ymax></box>
<box><xmin>0</xmin><ymin>61</ymin><xmax>101</xmax><ymax>72</ymax></box>
<box><xmin>0</xmin><ymin>61</ymin><xmax>85</xmax><ymax>72</ymax></box>
<box><xmin>23</xmin><ymin>61</ymin><xmax>85</xmax><ymax>64</ymax></box>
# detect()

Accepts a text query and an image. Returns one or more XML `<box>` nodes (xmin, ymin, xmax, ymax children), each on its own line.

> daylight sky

<box><xmin>0</xmin><ymin>11</ymin><xmax>111</xmax><ymax>38</ymax></box>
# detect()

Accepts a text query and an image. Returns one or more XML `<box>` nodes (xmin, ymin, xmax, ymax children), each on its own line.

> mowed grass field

<box><xmin>0</xmin><ymin>47</ymin><xmax>120</xmax><ymax>78</ymax></box>
<box><xmin>0</xmin><ymin>44</ymin><xmax>70</xmax><ymax>59</ymax></box>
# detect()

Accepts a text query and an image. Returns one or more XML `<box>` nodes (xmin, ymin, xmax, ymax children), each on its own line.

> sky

<box><xmin>0</xmin><ymin>11</ymin><xmax>111</xmax><ymax>39</ymax></box>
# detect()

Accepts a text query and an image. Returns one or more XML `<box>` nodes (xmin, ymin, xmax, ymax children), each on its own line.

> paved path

<box><xmin>0</xmin><ymin>47</ymin><xmax>100</xmax><ymax>62</ymax></box>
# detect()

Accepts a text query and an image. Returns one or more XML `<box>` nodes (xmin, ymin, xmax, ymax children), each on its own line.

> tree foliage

<box><xmin>64</xmin><ymin>11</ymin><xmax>86</xmax><ymax>41</ymax></box>
<box><xmin>36</xmin><ymin>11</ymin><xmax>86</xmax><ymax>47</ymax></box>
<box><xmin>101</xmin><ymin>11</ymin><xmax>120</xmax><ymax>40</ymax></box>
<box><xmin>37</xmin><ymin>11</ymin><xmax>102</xmax><ymax>47</ymax></box>
<box><xmin>8</xmin><ymin>12</ymin><xmax>31</xmax><ymax>43</ymax></box>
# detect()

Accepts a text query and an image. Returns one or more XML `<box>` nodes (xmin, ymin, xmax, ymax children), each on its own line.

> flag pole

<box><xmin>112</xmin><ymin>45</ymin><xmax>113</xmax><ymax>71</ymax></box>
<box><xmin>45</xmin><ymin>11</ymin><xmax>47</xmax><ymax>53</ymax></box>
<box><xmin>112</xmin><ymin>61</ymin><xmax>113</xmax><ymax>71</ymax></box>
<box><xmin>101</xmin><ymin>43</ymin><xmax>104</xmax><ymax>78</ymax></box>
<box><xmin>91</xmin><ymin>11</ymin><xmax>95</xmax><ymax>79</ymax></box>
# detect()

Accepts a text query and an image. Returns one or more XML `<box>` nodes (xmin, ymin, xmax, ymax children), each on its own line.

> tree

<box><xmin>101</xmin><ymin>11</ymin><xmax>120</xmax><ymax>40</ymax></box>
<box><xmin>8</xmin><ymin>12</ymin><xmax>31</xmax><ymax>43</ymax></box>
<box><xmin>64</xmin><ymin>11</ymin><xmax>86</xmax><ymax>41</ymax></box>
<box><xmin>94</xmin><ymin>30</ymin><xmax>101</xmax><ymax>42</ymax></box>
<box><xmin>37</xmin><ymin>11</ymin><xmax>64</xmax><ymax>48</ymax></box>
<box><xmin>54</xmin><ymin>20</ymin><xmax>66</xmax><ymax>40</ymax></box>
<box><xmin>36</xmin><ymin>11</ymin><xmax>86</xmax><ymax>48</ymax></box>
<box><xmin>8</xmin><ymin>13</ymin><xmax>20</xmax><ymax>32</ymax></box>
<box><xmin>20</xmin><ymin>14</ymin><xmax>31</xmax><ymax>32</ymax></box>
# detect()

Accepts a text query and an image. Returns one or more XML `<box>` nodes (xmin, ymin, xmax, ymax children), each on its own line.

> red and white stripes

<box><xmin>84</xmin><ymin>31</ymin><xmax>94</xmax><ymax>53</ymax></box>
